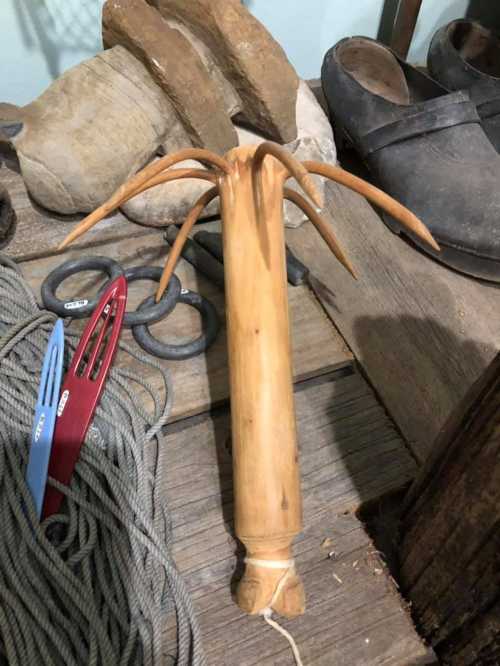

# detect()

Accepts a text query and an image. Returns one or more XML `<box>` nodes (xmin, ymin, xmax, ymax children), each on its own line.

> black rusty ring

<box><xmin>114</xmin><ymin>266</ymin><xmax>181</xmax><ymax>328</ymax></box>
<box><xmin>41</xmin><ymin>256</ymin><xmax>123</xmax><ymax>318</ymax></box>
<box><xmin>132</xmin><ymin>288</ymin><xmax>220</xmax><ymax>360</ymax></box>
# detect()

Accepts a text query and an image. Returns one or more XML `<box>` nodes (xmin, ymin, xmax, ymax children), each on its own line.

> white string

<box><xmin>245</xmin><ymin>557</ymin><xmax>305</xmax><ymax>666</ymax></box>
<box><xmin>244</xmin><ymin>557</ymin><xmax>295</xmax><ymax>569</ymax></box>
<box><xmin>262</xmin><ymin>610</ymin><xmax>304</xmax><ymax>666</ymax></box>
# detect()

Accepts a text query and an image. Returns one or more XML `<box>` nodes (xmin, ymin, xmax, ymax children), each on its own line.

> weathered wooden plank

<box><xmin>0</xmin><ymin>149</ymin><xmax>157</xmax><ymax>261</ymax></box>
<box><xmin>160</xmin><ymin>371</ymin><xmax>431</xmax><ymax>664</ymax></box>
<box><xmin>19</xmin><ymin>231</ymin><xmax>352</xmax><ymax>423</ymax></box>
<box><xmin>400</xmin><ymin>352</ymin><xmax>500</xmax><ymax>664</ymax></box>
<box><xmin>286</xmin><ymin>181</ymin><xmax>500</xmax><ymax>462</ymax></box>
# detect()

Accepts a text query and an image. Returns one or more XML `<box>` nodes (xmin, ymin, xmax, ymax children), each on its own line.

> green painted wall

<box><xmin>0</xmin><ymin>0</ymin><xmax>482</xmax><ymax>106</ymax></box>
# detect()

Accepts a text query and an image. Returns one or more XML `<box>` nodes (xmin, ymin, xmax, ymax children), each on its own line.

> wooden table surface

<box><xmin>288</xmin><ymin>180</ymin><xmax>500</xmax><ymax>463</ymax></box>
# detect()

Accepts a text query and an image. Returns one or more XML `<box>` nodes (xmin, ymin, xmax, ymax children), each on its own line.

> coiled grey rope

<box><xmin>0</xmin><ymin>257</ymin><xmax>205</xmax><ymax>666</ymax></box>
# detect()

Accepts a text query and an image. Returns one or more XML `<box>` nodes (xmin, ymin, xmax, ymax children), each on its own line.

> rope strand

<box><xmin>0</xmin><ymin>260</ymin><xmax>205</xmax><ymax>665</ymax></box>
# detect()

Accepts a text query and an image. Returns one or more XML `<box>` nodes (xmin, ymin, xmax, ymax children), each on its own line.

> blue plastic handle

<box><xmin>26</xmin><ymin>319</ymin><xmax>64</xmax><ymax>518</ymax></box>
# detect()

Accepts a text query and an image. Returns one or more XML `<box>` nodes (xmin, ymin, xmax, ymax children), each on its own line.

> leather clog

<box><xmin>322</xmin><ymin>36</ymin><xmax>500</xmax><ymax>281</ymax></box>
<box><xmin>428</xmin><ymin>20</ymin><xmax>500</xmax><ymax>153</ymax></box>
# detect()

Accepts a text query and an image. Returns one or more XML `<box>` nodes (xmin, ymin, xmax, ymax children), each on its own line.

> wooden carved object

<box><xmin>57</xmin><ymin>142</ymin><xmax>438</xmax><ymax>617</ymax></box>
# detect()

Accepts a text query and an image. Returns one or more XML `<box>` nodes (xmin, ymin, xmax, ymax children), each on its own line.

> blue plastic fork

<box><xmin>26</xmin><ymin>319</ymin><xmax>64</xmax><ymax>518</ymax></box>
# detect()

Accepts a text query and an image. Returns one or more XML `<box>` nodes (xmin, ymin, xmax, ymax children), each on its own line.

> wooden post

<box><xmin>399</xmin><ymin>353</ymin><xmax>500</xmax><ymax>664</ymax></box>
<box><xmin>218</xmin><ymin>146</ymin><xmax>305</xmax><ymax>618</ymax></box>
<box><xmin>390</xmin><ymin>0</ymin><xmax>423</xmax><ymax>59</ymax></box>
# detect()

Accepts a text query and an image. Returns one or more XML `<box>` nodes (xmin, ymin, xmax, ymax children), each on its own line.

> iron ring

<box><xmin>41</xmin><ymin>256</ymin><xmax>124</xmax><ymax>318</ymax></box>
<box><xmin>118</xmin><ymin>266</ymin><xmax>181</xmax><ymax>328</ymax></box>
<box><xmin>132</xmin><ymin>289</ymin><xmax>220</xmax><ymax>360</ymax></box>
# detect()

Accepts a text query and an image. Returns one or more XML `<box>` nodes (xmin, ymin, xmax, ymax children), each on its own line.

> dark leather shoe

<box><xmin>428</xmin><ymin>20</ymin><xmax>500</xmax><ymax>153</ymax></box>
<box><xmin>322</xmin><ymin>36</ymin><xmax>500</xmax><ymax>282</ymax></box>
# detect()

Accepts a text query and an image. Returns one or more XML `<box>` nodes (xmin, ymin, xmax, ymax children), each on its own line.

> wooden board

<box><xmin>286</xmin><ymin>181</ymin><xmax>500</xmax><ymax>462</ymax></box>
<box><xmin>0</xmin><ymin>148</ymin><xmax>157</xmax><ymax>261</ymax></box>
<box><xmin>161</xmin><ymin>371</ymin><xmax>433</xmax><ymax>664</ymax></box>
<box><xmin>20</xmin><ymin>230</ymin><xmax>352</xmax><ymax>423</ymax></box>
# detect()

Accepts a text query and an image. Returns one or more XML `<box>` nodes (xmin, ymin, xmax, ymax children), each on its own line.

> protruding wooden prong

<box><xmin>131</xmin><ymin>168</ymin><xmax>216</xmax><ymax>196</ymax></box>
<box><xmin>155</xmin><ymin>186</ymin><xmax>220</xmax><ymax>302</ymax></box>
<box><xmin>303</xmin><ymin>160</ymin><xmax>440</xmax><ymax>252</ymax></box>
<box><xmin>253</xmin><ymin>142</ymin><xmax>324</xmax><ymax>209</ymax></box>
<box><xmin>57</xmin><ymin>148</ymin><xmax>231</xmax><ymax>250</ymax></box>
<box><xmin>284</xmin><ymin>187</ymin><xmax>356</xmax><ymax>279</ymax></box>
<box><xmin>57</xmin><ymin>167</ymin><xmax>218</xmax><ymax>251</ymax></box>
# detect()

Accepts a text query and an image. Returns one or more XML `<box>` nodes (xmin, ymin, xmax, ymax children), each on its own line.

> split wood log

<box><xmin>400</xmin><ymin>352</ymin><xmax>500</xmax><ymax>664</ymax></box>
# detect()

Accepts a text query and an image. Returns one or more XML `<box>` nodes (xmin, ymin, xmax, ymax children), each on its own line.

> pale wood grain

<box><xmin>219</xmin><ymin>147</ymin><xmax>303</xmax><ymax>616</ymax></box>
<box><xmin>286</xmin><ymin>181</ymin><xmax>500</xmax><ymax>462</ymax></box>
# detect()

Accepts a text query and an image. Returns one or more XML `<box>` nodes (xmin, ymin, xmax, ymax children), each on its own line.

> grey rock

<box><xmin>282</xmin><ymin>136</ymin><xmax>337</xmax><ymax>228</ymax></box>
<box><xmin>121</xmin><ymin>159</ymin><xmax>218</xmax><ymax>226</ymax></box>
<box><xmin>11</xmin><ymin>46</ymin><xmax>181</xmax><ymax>214</ymax></box>
<box><xmin>236</xmin><ymin>81</ymin><xmax>337</xmax><ymax>227</ymax></box>
<box><xmin>162</xmin><ymin>17</ymin><xmax>242</xmax><ymax>119</ymax></box>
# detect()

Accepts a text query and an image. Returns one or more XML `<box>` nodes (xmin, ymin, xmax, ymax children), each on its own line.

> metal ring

<box><xmin>120</xmin><ymin>266</ymin><xmax>181</xmax><ymax>328</ymax></box>
<box><xmin>41</xmin><ymin>256</ymin><xmax>123</xmax><ymax>318</ymax></box>
<box><xmin>132</xmin><ymin>289</ymin><xmax>220</xmax><ymax>360</ymax></box>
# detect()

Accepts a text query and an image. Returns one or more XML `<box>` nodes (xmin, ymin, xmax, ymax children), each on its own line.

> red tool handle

<box><xmin>43</xmin><ymin>276</ymin><xmax>127</xmax><ymax>518</ymax></box>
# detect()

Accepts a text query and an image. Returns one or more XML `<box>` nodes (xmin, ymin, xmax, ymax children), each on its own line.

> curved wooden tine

<box><xmin>57</xmin><ymin>148</ymin><xmax>231</xmax><ymax>250</ymax></box>
<box><xmin>58</xmin><ymin>168</ymin><xmax>217</xmax><ymax>251</ymax></box>
<box><xmin>123</xmin><ymin>168</ymin><xmax>216</xmax><ymax>203</ymax></box>
<box><xmin>283</xmin><ymin>187</ymin><xmax>356</xmax><ymax>279</ymax></box>
<box><xmin>303</xmin><ymin>160</ymin><xmax>440</xmax><ymax>252</ymax></box>
<box><xmin>253</xmin><ymin>142</ymin><xmax>324</xmax><ymax>209</ymax></box>
<box><xmin>155</xmin><ymin>186</ymin><xmax>220</xmax><ymax>301</ymax></box>
<box><xmin>58</xmin><ymin>168</ymin><xmax>216</xmax><ymax>250</ymax></box>
<box><xmin>109</xmin><ymin>168</ymin><xmax>217</xmax><ymax>218</ymax></box>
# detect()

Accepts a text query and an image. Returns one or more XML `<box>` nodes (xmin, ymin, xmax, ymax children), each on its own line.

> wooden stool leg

<box><xmin>390</xmin><ymin>0</ymin><xmax>423</xmax><ymax>58</ymax></box>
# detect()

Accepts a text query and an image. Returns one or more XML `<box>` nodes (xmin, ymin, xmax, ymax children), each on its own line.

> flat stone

<box><xmin>103</xmin><ymin>0</ymin><xmax>237</xmax><ymax>154</ymax></box>
<box><xmin>163</xmin><ymin>17</ymin><xmax>242</xmax><ymax>119</ymax></box>
<box><xmin>10</xmin><ymin>46</ymin><xmax>179</xmax><ymax>214</ymax></box>
<box><xmin>150</xmin><ymin>0</ymin><xmax>299</xmax><ymax>143</ymax></box>
<box><xmin>122</xmin><ymin>81</ymin><xmax>337</xmax><ymax>229</ymax></box>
